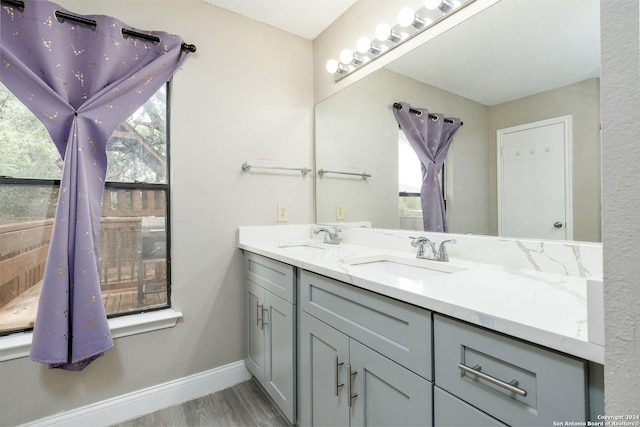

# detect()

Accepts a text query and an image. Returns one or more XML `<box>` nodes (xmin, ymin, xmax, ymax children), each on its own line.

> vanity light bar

<box><xmin>326</xmin><ymin>0</ymin><xmax>471</xmax><ymax>81</ymax></box>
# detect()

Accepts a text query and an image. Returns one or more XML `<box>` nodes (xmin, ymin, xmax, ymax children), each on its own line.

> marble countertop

<box><xmin>239</xmin><ymin>225</ymin><xmax>604</xmax><ymax>364</ymax></box>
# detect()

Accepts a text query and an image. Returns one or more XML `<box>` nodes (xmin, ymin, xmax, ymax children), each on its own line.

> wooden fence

<box><xmin>0</xmin><ymin>189</ymin><xmax>167</xmax><ymax>311</ymax></box>
<box><xmin>0</xmin><ymin>219</ymin><xmax>53</xmax><ymax>309</ymax></box>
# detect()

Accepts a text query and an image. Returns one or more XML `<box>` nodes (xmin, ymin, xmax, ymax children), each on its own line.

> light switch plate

<box><xmin>336</xmin><ymin>204</ymin><xmax>345</xmax><ymax>220</ymax></box>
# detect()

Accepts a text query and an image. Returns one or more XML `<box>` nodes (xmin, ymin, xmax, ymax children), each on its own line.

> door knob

<box><xmin>554</xmin><ymin>222</ymin><xmax>563</xmax><ymax>228</ymax></box>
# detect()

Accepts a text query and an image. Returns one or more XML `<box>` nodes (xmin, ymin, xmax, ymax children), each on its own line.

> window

<box><xmin>0</xmin><ymin>82</ymin><xmax>171</xmax><ymax>336</ymax></box>
<box><xmin>398</xmin><ymin>129</ymin><xmax>423</xmax><ymax>223</ymax></box>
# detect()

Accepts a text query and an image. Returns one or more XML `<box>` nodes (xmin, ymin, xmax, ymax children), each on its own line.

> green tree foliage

<box><xmin>0</xmin><ymin>83</ymin><xmax>167</xmax><ymax>218</ymax></box>
<box><xmin>106</xmin><ymin>87</ymin><xmax>167</xmax><ymax>183</ymax></box>
<box><xmin>0</xmin><ymin>84</ymin><xmax>62</xmax><ymax>180</ymax></box>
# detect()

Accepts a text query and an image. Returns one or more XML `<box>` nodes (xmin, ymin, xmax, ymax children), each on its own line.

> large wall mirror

<box><xmin>315</xmin><ymin>0</ymin><xmax>601</xmax><ymax>242</ymax></box>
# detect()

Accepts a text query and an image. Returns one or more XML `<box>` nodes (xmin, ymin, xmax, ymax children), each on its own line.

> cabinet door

<box><xmin>299</xmin><ymin>312</ymin><xmax>350</xmax><ymax>427</ymax></box>
<box><xmin>245</xmin><ymin>280</ymin><xmax>264</xmax><ymax>379</ymax></box>
<box><xmin>264</xmin><ymin>290</ymin><xmax>296</xmax><ymax>423</ymax></box>
<box><xmin>350</xmin><ymin>339</ymin><xmax>432</xmax><ymax>427</ymax></box>
<box><xmin>434</xmin><ymin>387</ymin><xmax>506</xmax><ymax>427</ymax></box>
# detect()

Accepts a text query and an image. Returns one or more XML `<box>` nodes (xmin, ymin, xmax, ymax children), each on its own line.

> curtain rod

<box><xmin>1</xmin><ymin>0</ymin><xmax>197</xmax><ymax>52</ymax></box>
<box><xmin>2</xmin><ymin>0</ymin><xmax>23</xmax><ymax>10</ymax></box>
<box><xmin>393</xmin><ymin>103</ymin><xmax>463</xmax><ymax>126</ymax></box>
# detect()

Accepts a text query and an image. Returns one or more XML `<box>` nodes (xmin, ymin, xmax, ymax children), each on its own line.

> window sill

<box><xmin>0</xmin><ymin>309</ymin><xmax>183</xmax><ymax>362</ymax></box>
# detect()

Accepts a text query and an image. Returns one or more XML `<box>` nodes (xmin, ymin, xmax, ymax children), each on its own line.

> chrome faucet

<box><xmin>411</xmin><ymin>237</ymin><xmax>436</xmax><ymax>259</ymax></box>
<box><xmin>314</xmin><ymin>226</ymin><xmax>342</xmax><ymax>245</ymax></box>
<box><xmin>410</xmin><ymin>237</ymin><xmax>457</xmax><ymax>262</ymax></box>
<box><xmin>436</xmin><ymin>239</ymin><xmax>457</xmax><ymax>262</ymax></box>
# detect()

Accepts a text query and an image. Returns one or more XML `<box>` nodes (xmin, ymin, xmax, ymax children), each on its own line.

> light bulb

<box><xmin>326</xmin><ymin>59</ymin><xmax>339</xmax><ymax>73</ymax></box>
<box><xmin>375</xmin><ymin>23</ymin><xmax>391</xmax><ymax>42</ymax></box>
<box><xmin>423</xmin><ymin>0</ymin><xmax>442</xmax><ymax>9</ymax></box>
<box><xmin>425</xmin><ymin>0</ymin><xmax>455</xmax><ymax>13</ymax></box>
<box><xmin>339</xmin><ymin>49</ymin><xmax>354</xmax><ymax>64</ymax></box>
<box><xmin>356</xmin><ymin>36</ymin><xmax>381</xmax><ymax>55</ymax></box>
<box><xmin>397</xmin><ymin>7</ymin><xmax>416</xmax><ymax>27</ymax></box>
<box><xmin>375</xmin><ymin>23</ymin><xmax>402</xmax><ymax>43</ymax></box>
<box><xmin>399</xmin><ymin>7</ymin><xmax>430</xmax><ymax>29</ymax></box>
<box><xmin>356</xmin><ymin>37</ymin><xmax>371</xmax><ymax>54</ymax></box>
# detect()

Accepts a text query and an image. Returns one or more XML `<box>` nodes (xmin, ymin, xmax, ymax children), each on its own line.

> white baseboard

<box><xmin>24</xmin><ymin>360</ymin><xmax>251</xmax><ymax>427</ymax></box>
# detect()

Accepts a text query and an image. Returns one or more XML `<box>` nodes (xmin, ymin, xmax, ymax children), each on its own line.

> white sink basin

<box><xmin>343</xmin><ymin>254</ymin><xmax>465</xmax><ymax>280</ymax></box>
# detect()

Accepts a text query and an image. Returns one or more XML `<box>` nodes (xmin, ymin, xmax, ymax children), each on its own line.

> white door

<box><xmin>497</xmin><ymin>116</ymin><xmax>572</xmax><ymax>240</ymax></box>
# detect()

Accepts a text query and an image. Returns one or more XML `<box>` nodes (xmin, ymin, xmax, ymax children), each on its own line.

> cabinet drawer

<box><xmin>434</xmin><ymin>386</ymin><xmax>506</xmax><ymax>427</ymax></box>
<box><xmin>300</xmin><ymin>270</ymin><xmax>432</xmax><ymax>380</ymax></box>
<box><xmin>244</xmin><ymin>252</ymin><xmax>295</xmax><ymax>303</ymax></box>
<box><xmin>434</xmin><ymin>315</ymin><xmax>586</xmax><ymax>426</ymax></box>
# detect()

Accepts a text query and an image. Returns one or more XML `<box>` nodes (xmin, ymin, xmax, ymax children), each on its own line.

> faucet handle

<box><xmin>410</xmin><ymin>236</ymin><xmax>429</xmax><ymax>247</ymax></box>
<box><xmin>437</xmin><ymin>239</ymin><xmax>457</xmax><ymax>262</ymax></box>
<box><xmin>314</xmin><ymin>226</ymin><xmax>341</xmax><ymax>245</ymax></box>
<box><xmin>332</xmin><ymin>227</ymin><xmax>342</xmax><ymax>244</ymax></box>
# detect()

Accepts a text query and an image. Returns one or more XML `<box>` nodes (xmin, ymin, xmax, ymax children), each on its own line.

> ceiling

<box><xmin>201</xmin><ymin>0</ymin><xmax>357</xmax><ymax>40</ymax></box>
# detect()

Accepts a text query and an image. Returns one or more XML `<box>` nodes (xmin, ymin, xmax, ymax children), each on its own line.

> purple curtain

<box><xmin>394</xmin><ymin>102</ymin><xmax>462</xmax><ymax>232</ymax></box>
<box><xmin>0</xmin><ymin>0</ymin><xmax>192</xmax><ymax>370</ymax></box>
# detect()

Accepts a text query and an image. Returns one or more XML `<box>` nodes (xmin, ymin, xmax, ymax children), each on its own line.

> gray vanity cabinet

<box><xmin>434</xmin><ymin>387</ymin><xmax>506</xmax><ymax>427</ymax></box>
<box><xmin>298</xmin><ymin>270</ymin><xmax>433</xmax><ymax>427</ymax></box>
<box><xmin>433</xmin><ymin>314</ymin><xmax>587</xmax><ymax>426</ymax></box>
<box><xmin>298</xmin><ymin>311</ymin><xmax>350</xmax><ymax>426</ymax></box>
<box><xmin>244</xmin><ymin>253</ymin><xmax>296</xmax><ymax>423</ymax></box>
<box><xmin>299</xmin><ymin>312</ymin><xmax>432</xmax><ymax>426</ymax></box>
<box><xmin>242</xmin><ymin>251</ymin><xmax>600</xmax><ymax>426</ymax></box>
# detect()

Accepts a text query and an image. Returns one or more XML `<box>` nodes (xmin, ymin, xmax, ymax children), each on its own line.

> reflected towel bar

<box><xmin>318</xmin><ymin>169</ymin><xmax>371</xmax><ymax>180</ymax></box>
<box><xmin>241</xmin><ymin>161</ymin><xmax>311</xmax><ymax>176</ymax></box>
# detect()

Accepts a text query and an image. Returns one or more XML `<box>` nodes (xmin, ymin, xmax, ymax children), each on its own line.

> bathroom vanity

<box><xmin>240</xmin><ymin>225</ymin><xmax>604</xmax><ymax>426</ymax></box>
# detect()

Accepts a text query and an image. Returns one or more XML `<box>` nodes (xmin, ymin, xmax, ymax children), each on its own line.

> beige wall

<box><xmin>0</xmin><ymin>1</ymin><xmax>314</xmax><ymax>425</ymax></box>
<box><xmin>489</xmin><ymin>79</ymin><xmax>602</xmax><ymax>242</ymax></box>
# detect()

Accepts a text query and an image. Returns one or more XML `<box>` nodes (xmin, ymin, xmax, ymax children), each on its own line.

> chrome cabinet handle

<box><xmin>347</xmin><ymin>364</ymin><xmax>358</xmax><ymax>407</ymax></box>
<box><xmin>334</xmin><ymin>355</ymin><xmax>344</xmax><ymax>396</ymax></box>
<box><xmin>256</xmin><ymin>302</ymin><xmax>262</xmax><ymax>326</ymax></box>
<box><xmin>458</xmin><ymin>363</ymin><xmax>527</xmax><ymax>397</ymax></box>
<box><xmin>554</xmin><ymin>221</ymin><xmax>563</xmax><ymax>228</ymax></box>
<box><xmin>261</xmin><ymin>307</ymin><xmax>269</xmax><ymax>330</ymax></box>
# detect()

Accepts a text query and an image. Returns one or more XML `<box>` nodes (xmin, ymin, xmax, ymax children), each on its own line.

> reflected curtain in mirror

<box><xmin>394</xmin><ymin>102</ymin><xmax>461</xmax><ymax>232</ymax></box>
<box><xmin>0</xmin><ymin>0</ymin><xmax>192</xmax><ymax>370</ymax></box>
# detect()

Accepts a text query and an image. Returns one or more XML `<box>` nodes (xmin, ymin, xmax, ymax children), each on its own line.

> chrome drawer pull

<box><xmin>256</xmin><ymin>302</ymin><xmax>262</xmax><ymax>326</ymax></box>
<box><xmin>347</xmin><ymin>364</ymin><xmax>358</xmax><ymax>407</ymax></box>
<box><xmin>334</xmin><ymin>355</ymin><xmax>344</xmax><ymax>396</ymax></box>
<box><xmin>261</xmin><ymin>307</ymin><xmax>269</xmax><ymax>330</ymax></box>
<box><xmin>458</xmin><ymin>363</ymin><xmax>528</xmax><ymax>397</ymax></box>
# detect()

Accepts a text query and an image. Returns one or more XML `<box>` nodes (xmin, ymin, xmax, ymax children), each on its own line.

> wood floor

<box><xmin>111</xmin><ymin>379</ymin><xmax>292</xmax><ymax>427</ymax></box>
